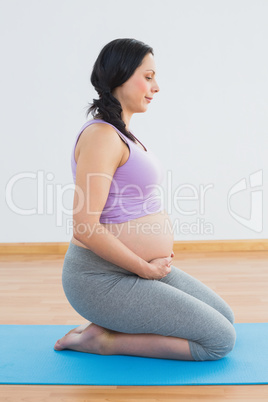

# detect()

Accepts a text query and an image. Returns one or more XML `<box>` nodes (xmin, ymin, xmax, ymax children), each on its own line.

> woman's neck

<box><xmin>121</xmin><ymin>110</ymin><xmax>133</xmax><ymax>132</ymax></box>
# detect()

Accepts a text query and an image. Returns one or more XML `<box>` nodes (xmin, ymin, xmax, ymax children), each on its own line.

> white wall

<box><xmin>1</xmin><ymin>0</ymin><xmax>267</xmax><ymax>242</ymax></box>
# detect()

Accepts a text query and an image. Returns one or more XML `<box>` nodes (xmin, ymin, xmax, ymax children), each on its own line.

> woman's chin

<box><xmin>137</xmin><ymin>105</ymin><xmax>149</xmax><ymax>113</ymax></box>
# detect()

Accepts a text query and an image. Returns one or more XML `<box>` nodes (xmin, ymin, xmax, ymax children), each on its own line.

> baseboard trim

<box><xmin>0</xmin><ymin>242</ymin><xmax>69</xmax><ymax>255</ymax></box>
<box><xmin>173</xmin><ymin>239</ymin><xmax>268</xmax><ymax>252</ymax></box>
<box><xmin>0</xmin><ymin>239</ymin><xmax>267</xmax><ymax>255</ymax></box>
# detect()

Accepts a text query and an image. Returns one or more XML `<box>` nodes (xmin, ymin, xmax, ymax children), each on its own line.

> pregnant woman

<box><xmin>54</xmin><ymin>38</ymin><xmax>236</xmax><ymax>361</ymax></box>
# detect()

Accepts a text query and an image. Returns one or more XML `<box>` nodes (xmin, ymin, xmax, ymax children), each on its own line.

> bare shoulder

<box><xmin>75</xmin><ymin>122</ymin><xmax>126</xmax><ymax>163</ymax></box>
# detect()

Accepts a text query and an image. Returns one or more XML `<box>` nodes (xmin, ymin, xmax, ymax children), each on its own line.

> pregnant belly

<box><xmin>71</xmin><ymin>210</ymin><xmax>174</xmax><ymax>262</ymax></box>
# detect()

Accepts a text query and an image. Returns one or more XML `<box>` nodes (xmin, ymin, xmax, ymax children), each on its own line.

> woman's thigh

<box><xmin>159</xmin><ymin>265</ymin><xmax>235</xmax><ymax>324</ymax></box>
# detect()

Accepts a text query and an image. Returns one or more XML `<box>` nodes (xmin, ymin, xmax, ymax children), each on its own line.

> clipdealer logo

<box><xmin>227</xmin><ymin>170</ymin><xmax>263</xmax><ymax>233</ymax></box>
<box><xmin>5</xmin><ymin>169</ymin><xmax>264</xmax><ymax>234</ymax></box>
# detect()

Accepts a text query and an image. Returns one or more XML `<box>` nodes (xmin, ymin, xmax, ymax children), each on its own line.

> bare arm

<box><xmin>72</xmin><ymin>124</ymin><xmax>152</xmax><ymax>277</ymax></box>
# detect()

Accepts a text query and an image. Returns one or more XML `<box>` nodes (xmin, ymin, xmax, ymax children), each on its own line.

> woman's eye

<box><xmin>146</xmin><ymin>77</ymin><xmax>152</xmax><ymax>80</ymax></box>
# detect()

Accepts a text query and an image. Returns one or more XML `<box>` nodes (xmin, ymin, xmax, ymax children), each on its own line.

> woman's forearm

<box><xmin>73</xmin><ymin>221</ymin><xmax>149</xmax><ymax>277</ymax></box>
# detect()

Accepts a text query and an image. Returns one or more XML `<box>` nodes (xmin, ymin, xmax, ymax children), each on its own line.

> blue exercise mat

<box><xmin>0</xmin><ymin>323</ymin><xmax>267</xmax><ymax>385</ymax></box>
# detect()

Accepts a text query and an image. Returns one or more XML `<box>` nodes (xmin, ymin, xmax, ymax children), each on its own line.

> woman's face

<box><xmin>112</xmin><ymin>53</ymin><xmax>160</xmax><ymax>116</ymax></box>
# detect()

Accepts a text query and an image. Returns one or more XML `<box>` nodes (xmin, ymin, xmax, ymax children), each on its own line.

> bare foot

<box><xmin>54</xmin><ymin>323</ymin><xmax>114</xmax><ymax>355</ymax></box>
<box><xmin>63</xmin><ymin>322</ymin><xmax>91</xmax><ymax>337</ymax></box>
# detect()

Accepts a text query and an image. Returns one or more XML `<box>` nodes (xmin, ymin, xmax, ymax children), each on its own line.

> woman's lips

<box><xmin>145</xmin><ymin>97</ymin><xmax>152</xmax><ymax>102</ymax></box>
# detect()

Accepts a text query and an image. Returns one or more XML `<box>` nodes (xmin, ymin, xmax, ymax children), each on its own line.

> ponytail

<box><xmin>87</xmin><ymin>90</ymin><xmax>134</xmax><ymax>140</ymax></box>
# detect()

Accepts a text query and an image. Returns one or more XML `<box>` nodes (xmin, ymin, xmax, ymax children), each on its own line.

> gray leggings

<box><xmin>62</xmin><ymin>242</ymin><xmax>236</xmax><ymax>361</ymax></box>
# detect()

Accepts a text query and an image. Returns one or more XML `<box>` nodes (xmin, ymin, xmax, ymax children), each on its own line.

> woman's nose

<box><xmin>153</xmin><ymin>81</ymin><xmax>160</xmax><ymax>93</ymax></box>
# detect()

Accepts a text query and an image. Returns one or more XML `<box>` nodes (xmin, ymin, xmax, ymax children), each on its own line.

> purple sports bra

<box><xmin>71</xmin><ymin>119</ymin><xmax>164</xmax><ymax>224</ymax></box>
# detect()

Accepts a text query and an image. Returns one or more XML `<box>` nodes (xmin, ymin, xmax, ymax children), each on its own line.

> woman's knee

<box><xmin>190</xmin><ymin>321</ymin><xmax>236</xmax><ymax>361</ymax></box>
<box><xmin>206</xmin><ymin>323</ymin><xmax>236</xmax><ymax>360</ymax></box>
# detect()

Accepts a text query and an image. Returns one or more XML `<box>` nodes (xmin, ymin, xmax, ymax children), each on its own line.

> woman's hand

<box><xmin>141</xmin><ymin>251</ymin><xmax>175</xmax><ymax>280</ymax></box>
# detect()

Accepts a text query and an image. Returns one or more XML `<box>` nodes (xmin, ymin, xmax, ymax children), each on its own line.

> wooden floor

<box><xmin>0</xmin><ymin>250</ymin><xmax>267</xmax><ymax>401</ymax></box>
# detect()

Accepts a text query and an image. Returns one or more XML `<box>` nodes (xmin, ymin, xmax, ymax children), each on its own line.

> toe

<box><xmin>54</xmin><ymin>339</ymin><xmax>64</xmax><ymax>351</ymax></box>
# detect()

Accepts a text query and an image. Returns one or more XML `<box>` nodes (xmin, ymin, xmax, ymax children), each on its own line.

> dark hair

<box><xmin>86</xmin><ymin>38</ymin><xmax>154</xmax><ymax>141</ymax></box>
